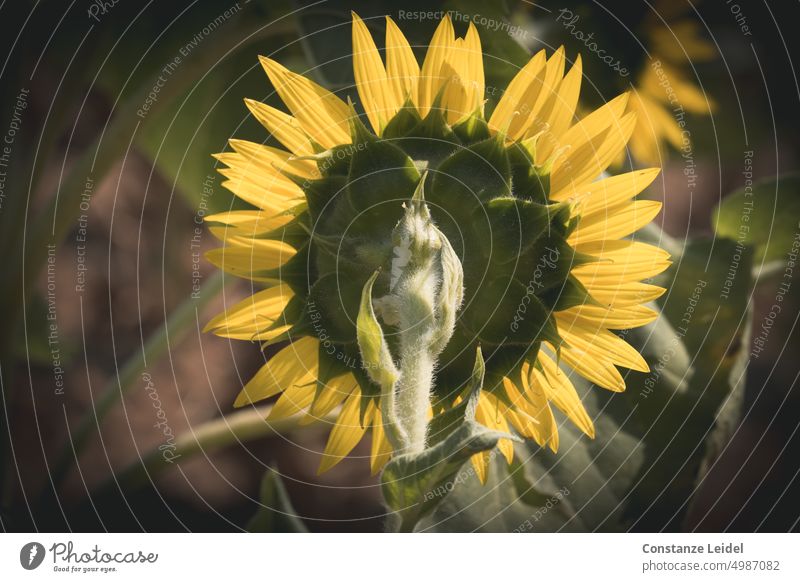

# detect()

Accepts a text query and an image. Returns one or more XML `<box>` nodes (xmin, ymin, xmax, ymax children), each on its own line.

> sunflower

<box><xmin>204</xmin><ymin>13</ymin><xmax>670</xmax><ymax>482</ymax></box>
<box><xmin>626</xmin><ymin>0</ymin><xmax>716</xmax><ymax>164</ymax></box>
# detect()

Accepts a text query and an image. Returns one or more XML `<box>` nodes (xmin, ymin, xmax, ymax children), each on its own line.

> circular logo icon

<box><xmin>19</xmin><ymin>542</ymin><xmax>46</xmax><ymax>570</ymax></box>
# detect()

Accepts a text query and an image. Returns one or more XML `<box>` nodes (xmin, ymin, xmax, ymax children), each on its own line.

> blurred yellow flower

<box><xmin>627</xmin><ymin>3</ymin><xmax>716</xmax><ymax>164</ymax></box>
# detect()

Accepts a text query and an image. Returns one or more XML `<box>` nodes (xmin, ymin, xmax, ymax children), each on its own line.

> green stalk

<box><xmin>101</xmin><ymin>404</ymin><xmax>332</xmax><ymax>495</ymax></box>
<box><xmin>49</xmin><ymin>271</ymin><xmax>225</xmax><ymax>490</ymax></box>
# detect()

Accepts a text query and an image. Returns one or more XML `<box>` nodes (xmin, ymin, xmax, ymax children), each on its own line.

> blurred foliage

<box><xmin>247</xmin><ymin>470</ymin><xmax>308</xmax><ymax>532</ymax></box>
<box><xmin>714</xmin><ymin>174</ymin><xmax>800</xmax><ymax>263</ymax></box>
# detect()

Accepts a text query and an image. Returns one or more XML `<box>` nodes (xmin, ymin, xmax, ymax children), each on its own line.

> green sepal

<box><xmin>303</xmin><ymin>175</ymin><xmax>347</xmax><ymax>226</ymax></box>
<box><xmin>430</xmin><ymin>133</ymin><xmax>511</xmax><ymax>209</ymax></box>
<box><xmin>475</xmin><ymin>197</ymin><xmax>556</xmax><ymax>264</ymax></box>
<box><xmin>460</xmin><ymin>276</ymin><xmax>561</xmax><ymax>347</ymax></box>
<box><xmin>452</xmin><ymin>109</ymin><xmax>491</xmax><ymax>143</ymax></box>
<box><xmin>259</xmin><ymin>325</ymin><xmax>310</xmax><ymax>350</ymax></box>
<box><xmin>398</xmin><ymin>92</ymin><xmax>460</xmax><ymax>167</ymax></box>
<box><xmin>318</xmin><ymin>144</ymin><xmax>357</xmax><ymax>177</ymax></box>
<box><xmin>508</xmin><ymin>141</ymin><xmax>550</xmax><ymax>204</ymax></box>
<box><xmin>541</xmin><ymin>274</ymin><xmax>604</xmax><ymax>312</ymax></box>
<box><xmin>346</xmin><ymin>117</ymin><xmax>420</xmax><ymax>227</ymax></box>
<box><xmin>484</xmin><ymin>343</ymin><xmax>539</xmax><ymax>395</ymax></box>
<box><xmin>522</xmin><ymin>236</ymin><xmax>596</xmax><ymax>294</ymax></box>
<box><xmin>264</xmin><ymin>293</ymin><xmax>307</xmax><ymax>338</ymax></box>
<box><xmin>415</xmin><ymin>88</ymin><xmax>452</xmax><ymax>139</ymax></box>
<box><xmin>346</xmin><ymin>100</ymin><xmax>375</xmax><ymax>145</ymax></box>
<box><xmin>382</xmin><ymin>97</ymin><xmax>422</xmax><ymax>139</ymax></box>
<box><xmin>259</xmin><ymin>244</ymin><xmax>310</xmax><ymax>293</ymax></box>
<box><xmin>255</xmin><ymin>213</ymin><xmax>310</xmax><ymax>248</ymax></box>
<box><xmin>314</xmin><ymin>342</ymin><xmax>356</xmax><ymax>401</ymax></box>
<box><xmin>305</xmin><ymin>273</ymin><xmax>365</xmax><ymax>344</ymax></box>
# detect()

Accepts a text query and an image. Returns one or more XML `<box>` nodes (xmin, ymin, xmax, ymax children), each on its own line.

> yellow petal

<box><xmin>641</xmin><ymin>62</ymin><xmax>713</xmax><ymax>113</ymax></box>
<box><xmin>551</xmin><ymin>112</ymin><xmax>637</xmax><ymax>193</ymax></box>
<box><xmin>572</xmin><ymin>240</ymin><xmax>671</xmax><ymax>285</ymax></box>
<box><xmin>216</xmin><ymin>166</ymin><xmax>303</xmax><ymax>212</ymax></box>
<box><xmin>650</xmin><ymin>21</ymin><xmax>715</xmax><ymax>62</ymax></box>
<box><xmin>553</xmin><ymin>92</ymin><xmax>629</xmax><ymax>155</ymax></box>
<box><xmin>558</xmin><ymin>323</ymin><xmax>649</xmax><ymax>373</ymax></box>
<box><xmin>534</xmin><ymin>54</ymin><xmax>582</xmax><ymax>161</ymax></box>
<box><xmin>205</xmin><ymin>240</ymin><xmax>296</xmax><ymax>281</ymax></box>
<box><xmin>204</xmin><ymin>284</ymin><xmax>294</xmax><ymax>340</ymax></box>
<box><xmin>537</xmin><ymin>352</ymin><xmax>595</xmax><ymax>438</ymax></box>
<box><xmin>569</xmin><ymin>200</ymin><xmax>663</xmax><ymax>244</ymax></box>
<box><xmin>555</xmin><ymin>303</ymin><xmax>659</xmax><ymax>331</ymax></box>
<box><xmin>503</xmin><ymin>407</ymin><xmax>540</xmax><ymax>440</ymax></box>
<box><xmin>552</xmin><ymin>168</ymin><xmax>660</xmax><ymax>211</ymax></box>
<box><xmin>318</xmin><ymin>387</ymin><xmax>367</xmax><ymax>473</ymax></box>
<box><xmin>205</xmin><ymin>210</ymin><xmax>294</xmax><ymax>241</ymax></box>
<box><xmin>370</xmin><ymin>407</ymin><xmax>394</xmax><ymax>475</ymax></box>
<box><xmin>521</xmin><ymin>46</ymin><xmax>565</xmax><ymax>138</ymax></box>
<box><xmin>488</xmin><ymin>49</ymin><xmax>547</xmax><ymax>136</ymax></box>
<box><xmin>385</xmin><ymin>17</ymin><xmax>420</xmax><ymax>108</ymax></box>
<box><xmin>507</xmin><ymin>373</ymin><xmax>558</xmax><ymax>452</ymax></box>
<box><xmin>471</xmin><ymin>451</ymin><xmax>490</xmax><ymax>485</ymax></box>
<box><xmin>234</xmin><ymin>337</ymin><xmax>319</xmax><ymax>406</ymax></box>
<box><xmin>268</xmin><ymin>383</ymin><xmax>316</xmax><ymax>420</ymax></box>
<box><xmin>584</xmin><ymin>281</ymin><xmax>666</xmax><ymax>308</ymax></box>
<box><xmin>440</xmin><ymin>22</ymin><xmax>484</xmax><ymax>123</ymax></box>
<box><xmin>244</xmin><ymin>98</ymin><xmax>314</xmax><ymax>156</ymax></box>
<box><xmin>259</xmin><ymin>56</ymin><xmax>351</xmax><ymax>149</ymax></box>
<box><xmin>305</xmin><ymin>373</ymin><xmax>358</xmax><ymax>424</ymax></box>
<box><xmin>228</xmin><ymin>139</ymin><xmax>319</xmax><ymax>178</ymax></box>
<box><xmin>352</xmin><ymin>12</ymin><xmax>395</xmax><ymax>133</ymax></box>
<box><xmin>475</xmin><ymin>393</ymin><xmax>514</xmax><ymax>464</ymax></box>
<box><xmin>417</xmin><ymin>15</ymin><xmax>455</xmax><ymax>117</ymax></box>
<box><xmin>626</xmin><ymin>92</ymin><xmax>684</xmax><ymax>165</ymax></box>
<box><xmin>556</xmin><ymin>342</ymin><xmax>626</xmax><ymax>392</ymax></box>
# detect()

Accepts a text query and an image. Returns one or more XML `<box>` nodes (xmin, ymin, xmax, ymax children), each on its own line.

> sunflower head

<box><xmin>205</xmin><ymin>13</ymin><xmax>669</xmax><ymax>481</ymax></box>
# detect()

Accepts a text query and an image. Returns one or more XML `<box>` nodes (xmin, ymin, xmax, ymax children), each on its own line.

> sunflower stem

<box><xmin>379</xmin><ymin>379</ymin><xmax>409</xmax><ymax>452</ymax></box>
<box><xmin>395</xmin><ymin>328</ymin><xmax>437</xmax><ymax>454</ymax></box>
<box><xmin>93</xmin><ymin>403</ymin><xmax>325</xmax><ymax>496</ymax></box>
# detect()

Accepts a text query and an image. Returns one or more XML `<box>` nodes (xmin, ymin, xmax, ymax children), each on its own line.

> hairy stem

<box><xmin>395</xmin><ymin>345</ymin><xmax>435</xmax><ymax>454</ymax></box>
<box><xmin>394</xmin><ymin>273</ymin><xmax>438</xmax><ymax>454</ymax></box>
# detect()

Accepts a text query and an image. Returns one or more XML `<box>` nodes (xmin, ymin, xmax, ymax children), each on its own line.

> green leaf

<box><xmin>381</xmin><ymin>348</ymin><xmax>520</xmax><ymax>531</ymax></box>
<box><xmin>713</xmin><ymin>173</ymin><xmax>800</xmax><ymax>263</ymax></box>
<box><xmin>356</xmin><ymin>270</ymin><xmax>399</xmax><ymax>387</ymax></box>
<box><xmin>421</xmin><ymin>387</ymin><xmax>643</xmax><ymax>532</ymax></box>
<box><xmin>607</xmin><ymin>237</ymin><xmax>753</xmax><ymax>529</ymax></box>
<box><xmin>247</xmin><ymin>470</ymin><xmax>308</xmax><ymax>532</ymax></box>
<box><xmin>426</xmin><ymin>346</ymin><xmax>485</xmax><ymax>446</ymax></box>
